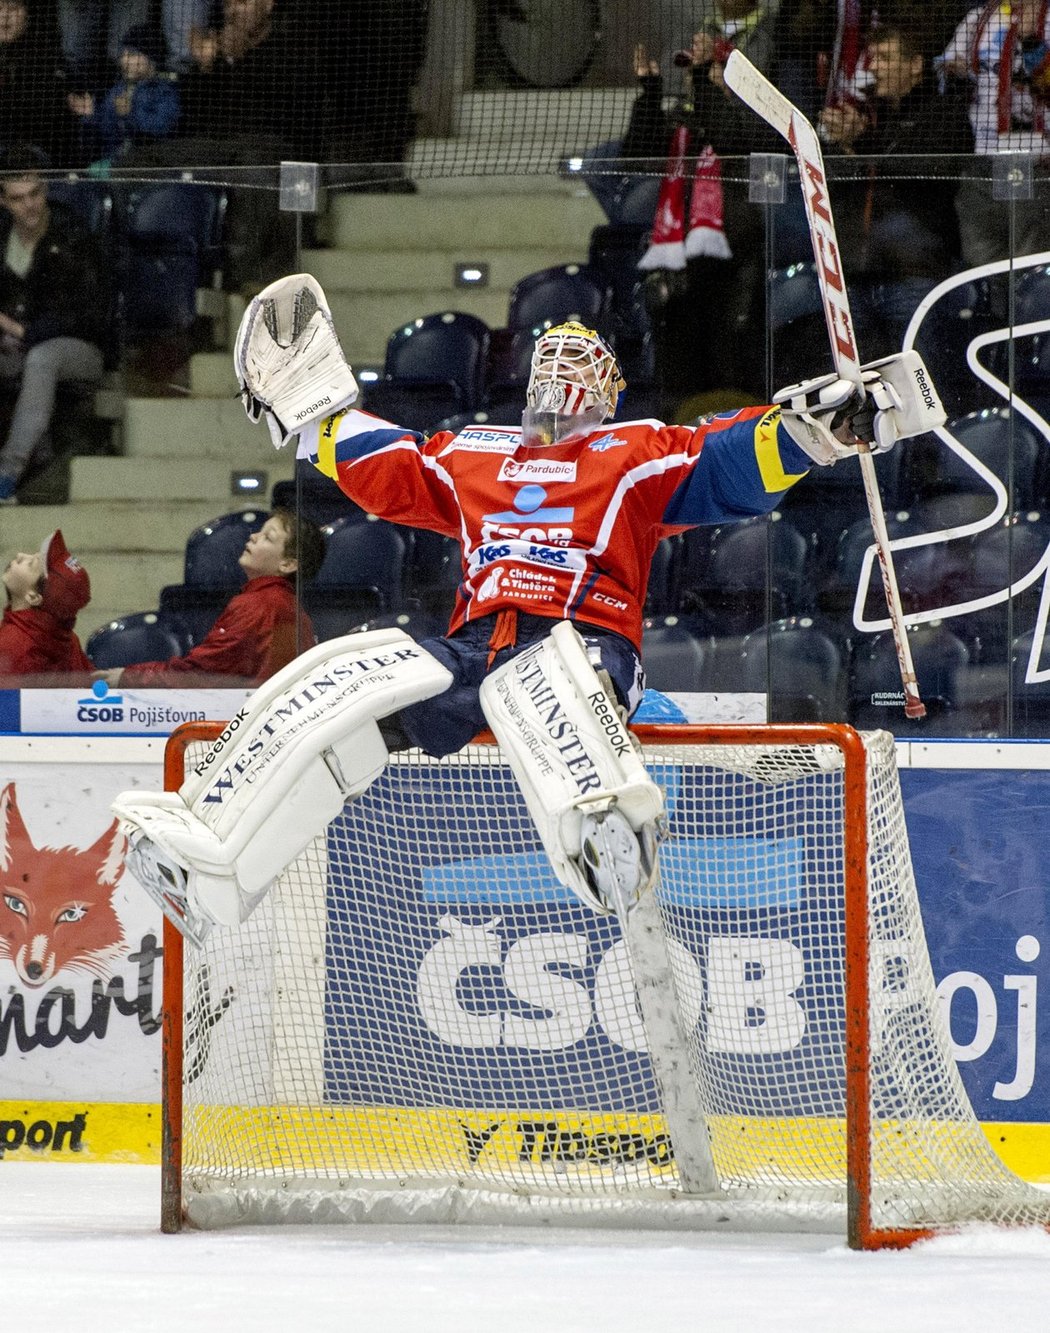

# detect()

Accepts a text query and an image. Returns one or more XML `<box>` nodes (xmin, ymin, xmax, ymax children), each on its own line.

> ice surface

<box><xmin>4</xmin><ymin>1164</ymin><xmax>1050</xmax><ymax>1332</ymax></box>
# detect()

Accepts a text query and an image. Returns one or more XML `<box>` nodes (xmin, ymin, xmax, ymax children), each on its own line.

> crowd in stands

<box><xmin>0</xmin><ymin>0</ymin><xmax>428</xmax><ymax>173</ymax></box>
<box><xmin>581</xmin><ymin>0</ymin><xmax>1050</xmax><ymax>400</ymax></box>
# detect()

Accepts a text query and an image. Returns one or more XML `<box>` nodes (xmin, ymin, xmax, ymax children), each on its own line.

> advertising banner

<box><xmin>0</xmin><ymin>684</ymin><xmax>250</xmax><ymax>736</ymax></box>
<box><xmin>0</xmin><ymin>747</ymin><xmax>166</xmax><ymax>1162</ymax></box>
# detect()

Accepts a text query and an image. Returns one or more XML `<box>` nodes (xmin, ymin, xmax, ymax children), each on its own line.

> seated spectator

<box><xmin>181</xmin><ymin>0</ymin><xmax>300</xmax><ymax>154</ymax></box>
<box><xmin>942</xmin><ymin>0</ymin><xmax>1050</xmax><ymax>265</ymax></box>
<box><xmin>0</xmin><ymin>151</ymin><xmax>109</xmax><ymax>503</ymax></box>
<box><xmin>162</xmin><ymin>0</ymin><xmax>215</xmax><ymax>73</ymax></box>
<box><xmin>58</xmin><ymin>0</ymin><xmax>150</xmax><ymax>84</ymax></box>
<box><xmin>819</xmin><ymin>22</ymin><xmax>974</xmax><ymax>353</ymax></box>
<box><xmin>0</xmin><ymin>529</ymin><xmax>93</xmax><ymax>678</ymax></box>
<box><xmin>588</xmin><ymin>12</ymin><xmax>785</xmax><ymax>404</ymax></box>
<box><xmin>95</xmin><ymin>509</ymin><xmax>323</xmax><ymax>688</ymax></box>
<box><xmin>126</xmin><ymin>0</ymin><xmax>303</xmax><ymax>287</ymax></box>
<box><xmin>68</xmin><ymin>23</ymin><xmax>180</xmax><ymax>167</ymax></box>
<box><xmin>0</xmin><ymin>1</ymin><xmax>75</xmax><ymax>167</ymax></box>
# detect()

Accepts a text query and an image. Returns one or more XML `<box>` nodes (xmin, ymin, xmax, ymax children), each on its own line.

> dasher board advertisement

<box><xmin>0</xmin><ymin>685</ymin><xmax>252</xmax><ymax>736</ymax></box>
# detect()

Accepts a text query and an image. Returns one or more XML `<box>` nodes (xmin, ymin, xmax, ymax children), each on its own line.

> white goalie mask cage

<box><xmin>523</xmin><ymin>322</ymin><xmax>626</xmax><ymax>445</ymax></box>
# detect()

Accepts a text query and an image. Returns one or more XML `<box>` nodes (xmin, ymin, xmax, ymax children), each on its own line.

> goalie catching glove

<box><xmin>776</xmin><ymin>350</ymin><xmax>945</xmax><ymax>466</ymax></box>
<box><xmin>234</xmin><ymin>273</ymin><xmax>360</xmax><ymax>448</ymax></box>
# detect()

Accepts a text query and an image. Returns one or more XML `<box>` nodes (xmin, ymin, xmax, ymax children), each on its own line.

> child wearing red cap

<box><xmin>0</xmin><ymin>529</ymin><xmax>94</xmax><ymax>678</ymax></box>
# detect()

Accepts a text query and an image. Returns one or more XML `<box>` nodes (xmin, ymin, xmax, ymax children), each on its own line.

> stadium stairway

<box><xmin>9</xmin><ymin>95</ymin><xmax>617</xmax><ymax>639</ymax></box>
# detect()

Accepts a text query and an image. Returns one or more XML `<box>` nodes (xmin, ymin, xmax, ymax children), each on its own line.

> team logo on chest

<box><xmin>588</xmin><ymin>433</ymin><xmax>626</xmax><ymax>452</ymax></box>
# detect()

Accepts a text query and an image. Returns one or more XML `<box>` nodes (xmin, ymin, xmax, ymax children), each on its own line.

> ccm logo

<box><xmin>913</xmin><ymin>367</ymin><xmax>937</xmax><ymax>411</ymax></box>
<box><xmin>295</xmin><ymin>396</ymin><xmax>331</xmax><ymax>420</ymax></box>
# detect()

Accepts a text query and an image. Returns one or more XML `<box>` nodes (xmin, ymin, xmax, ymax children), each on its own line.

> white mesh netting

<box><xmin>172</xmin><ymin>729</ymin><xmax>1050</xmax><ymax>1237</ymax></box>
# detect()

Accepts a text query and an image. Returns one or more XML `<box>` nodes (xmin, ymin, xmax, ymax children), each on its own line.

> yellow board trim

<box><xmin>3</xmin><ymin>1102</ymin><xmax>1049</xmax><ymax>1186</ymax></box>
<box><xmin>0</xmin><ymin>1101</ymin><xmax>162</xmax><ymax>1164</ymax></box>
<box><xmin>755</xmin><ymin>408</ymin><xmax>808</xmax><ymax>493</ymax></box>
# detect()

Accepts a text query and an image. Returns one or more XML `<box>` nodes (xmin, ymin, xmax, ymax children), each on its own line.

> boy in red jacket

<box><xmin>95</xmin><ymin>508</ymin><xmax>324</xmax><ymax>688</ymax></box>
<box><xmin>0</xmin><ymin>528</ymin><xmax>93</xmax><ymax>680</ymax></box>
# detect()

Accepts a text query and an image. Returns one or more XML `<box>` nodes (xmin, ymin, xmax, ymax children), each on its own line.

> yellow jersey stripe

<box><xmin>755</xmin><ymin>408</ymin><xmax>808</xmax><ymax>493</ymax></box>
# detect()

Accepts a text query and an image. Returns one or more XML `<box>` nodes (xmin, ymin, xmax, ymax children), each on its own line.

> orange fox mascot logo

<box><xmin>0</xmin><ymin>783</ymin><xmax>127</xmax><ymax>988</ymax></box>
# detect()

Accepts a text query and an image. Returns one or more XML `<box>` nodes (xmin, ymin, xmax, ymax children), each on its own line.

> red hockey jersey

<box><xmin>299</xmin><ymin>406</ymin><xmax>812</xmax><ymax>650</ymax></box>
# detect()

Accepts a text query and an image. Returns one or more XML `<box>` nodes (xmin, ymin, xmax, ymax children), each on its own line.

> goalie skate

<box><xmin>125</xmin><ymin>829</ymin><xmax>215</xmax><ymax>950</ymax></box>
<box><xmin>578</xmin><ymin>806</ymin><xmax>662</xmax><ymax>916</ymax></box>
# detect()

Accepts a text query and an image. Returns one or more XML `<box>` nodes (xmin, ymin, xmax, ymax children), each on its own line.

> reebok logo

<box><xmin>914</xmin><ymin>366</ymin><xmax>937</xmax><ymax>411</ymax></box>
<box><xmin>295</xmin><ymin>396</ymin><xmax>331</xmax><ymax>420</ymax></box>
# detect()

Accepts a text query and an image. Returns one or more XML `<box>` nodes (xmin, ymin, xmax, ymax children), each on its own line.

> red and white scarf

<box><xmin>638</xmin><ymin>127</ymin><xmax>732</xmax><ymax>271</ymax></box>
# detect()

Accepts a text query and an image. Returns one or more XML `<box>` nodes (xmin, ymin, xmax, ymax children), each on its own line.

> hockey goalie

<box><xmin>113</xmin><ymin>274</ymin><xmax>944</xmax><ymax>947</ymax></box>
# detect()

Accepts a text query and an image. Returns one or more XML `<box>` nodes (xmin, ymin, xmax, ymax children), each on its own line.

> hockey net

<box><xmin>160</xmin><ymin>721</ymin><xmax>1050</xmax><ymax>1247</ymax></box>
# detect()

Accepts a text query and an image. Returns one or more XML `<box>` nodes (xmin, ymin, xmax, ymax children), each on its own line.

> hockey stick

<box><xmin>724</xmin><ymin>51</ymin><xmax>926</xmax><ymax>720</ymax></box>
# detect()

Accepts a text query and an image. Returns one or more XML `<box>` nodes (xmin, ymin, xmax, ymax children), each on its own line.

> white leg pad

<box><xmin>114</xmin><ymin>629</ymin><xmax>453</xmax><ymax>944</ymax></box>
<box><xmin>480</xmin><ymin>621</ymin><xmax>665</xmax><ymax>915</ymax></box>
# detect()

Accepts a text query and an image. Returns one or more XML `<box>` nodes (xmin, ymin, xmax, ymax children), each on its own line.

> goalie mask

<box><xmin>522</xmin><ymin>322</ymin><xmax>626</xmax><ymax>446</ymax></box>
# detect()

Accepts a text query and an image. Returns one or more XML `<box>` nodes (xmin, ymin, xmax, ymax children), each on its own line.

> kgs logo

<box><xmin>476</xmin><ymin>542</ymin><xmax>512</xmax><ymax>565</ymax></box>
<box><xmin>77</xmin><ymin>679</ymin><xmax>124</xmax><ymax>723</ymax></box>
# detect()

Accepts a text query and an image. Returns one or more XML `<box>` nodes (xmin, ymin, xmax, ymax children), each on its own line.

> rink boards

<box><xmin>1</xmin><ymin>735</ymin><xmax>1050</xmax><ymax>1175</ymax></box>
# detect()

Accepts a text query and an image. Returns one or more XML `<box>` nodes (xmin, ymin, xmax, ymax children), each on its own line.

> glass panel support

<box><xmin>280</xmin><ymin>162</ymin><xmax>324</xmax><ymax>214</ymax></box>
<box><xmin>750</xmin><ymin>153</ymin><xmax>787</xmax><ymax>205</ymax></box>
<box><xmin>992</xmin><ymin>154</ymin><xmax>1033</xmax><ymax>203</ymax></box>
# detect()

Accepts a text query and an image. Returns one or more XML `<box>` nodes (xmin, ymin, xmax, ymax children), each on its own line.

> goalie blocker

<box><xmin>776</xmin><ymin>350</ymin><xmax>945</xmax><ymax>467</ymax></box>
<box><xmin>115</xmin><ymin>624</ymin><xmax>667</xmax><ymax>944</ymax></box>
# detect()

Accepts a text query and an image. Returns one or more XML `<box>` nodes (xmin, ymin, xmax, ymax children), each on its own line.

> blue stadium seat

<box><xmin>365</xmin><ymin>311</ymin><xmax>491</xmax><ymax>428</ymax></box>
<box><xmin>363</xmin><ymin>379</ymin><xmax>466</xmax><ymax>434</ymax></box>
<box><xmin>118</xmin><ymin>183</ymin><xmax>226</xmax><ymax>338</ymax></box>
<box><xmin>849</xmin><ymin>622</ymin><xmax>971</xmax><ymax>734</ymax></box>
<box><xmin>641</xmin><ymin>616</ymin><xmax>707</xmax><ymax>692</ymax></box>
<box><xmin>892</xmin><ymin>536</ymin><xmax>974</xmax><ymax>615</ymax></box>
<box><xmin>157</xmin><ymin>586</ymin><xmax>231</xmax><ymax>646</ymax></box>
<box><xmin>153</xmin><ymin>510</ymin><xmax>267</xmax><ymax>643</ymax></box>
<box><xmin>965</xmin><ymin>511</ymin><xmax>1050</xmax><ymax>661</ymax></box>
<box><xmin>768</xmin><ymin>262</ymin><xmax>823</xmax><ymax>332</ymax></box>
<box><xmin>738</xmin><ymin>616</ymin><xmax>845</xmax><ymax>721</ymax></box>
<box><xmin>1010</xmin><ymin>629</ymin><xmax>1050</xmax><ymax>736</ymax></box>
<box><xmin>272</xmin><ymin>467</ymin><xmax>367</xmax><ymax>527</ymax></box>
<box><xmin>483</xmin><ymin>326</ymin><xmax>536</xmax><ymax>414</ymax></box>
<box><xmin>587</xmin><ymin>224</ymin><xmax>651</xmax><ymax>343</ymax></box>
<box><xmin>910</xmin><ymin>276</ymin><xmax>1000</xmax><ymax>419</ymax></box>
<box><xmin>302</xmin><ymin>516</ymin><xmax>410</xmax><ymax>636</ymax></box>
<box><xmin>86</xmin><ymin>611</ymin><xmax>192</xmax><ymax>667</ymax></box>
<box><xmin>683</xmin><ymin>515</ymin><xmax>810</xmax><ymax>633</ymax></box>
<box><xmin>49</xmin><ymin>181</ymin><xmax>113</xmax><ymax>237</ymax></box>
<box><xmin>819</xmin><ymin>511</ymin><xmax>915</xmax><ymax>617</ymax></box>
<box><xmin>183</xmin><ymin>510</ymin><xmax>266</xmax><ymax>586</ymax></box>
<box><xmin>506</xmin><ymin>264</ymin><xmax>610</xmax><ymax>330</ymax></box>
<box><xmin>407</xmin><ymin>529</ymin><xmax>461</xmax><ymax>618</ymax></box>
<box><xmin>645</xmin><ymin>536</ymin><xmax>680</xmax><ymax>616</ymax></box>
<box><xmin>929</xmin><ymin>408</ymin><xmax>1047</xmax><ymax>510</ymax></box>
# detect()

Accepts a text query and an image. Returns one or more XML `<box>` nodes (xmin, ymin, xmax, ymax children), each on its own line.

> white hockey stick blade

<box><xmin>724</xmin><ymin>49</ymin><xmax>926</xmax><ymax>720</ymax></box>
<box><xmin>724</xmin><ymin>51</ymin><xmax>862</xmax><ymax>385</ymax></box>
